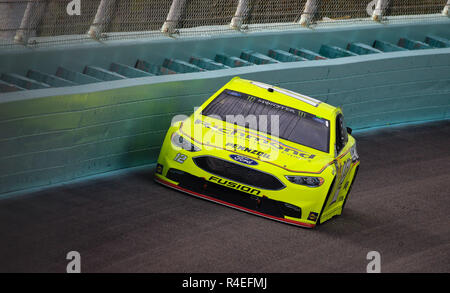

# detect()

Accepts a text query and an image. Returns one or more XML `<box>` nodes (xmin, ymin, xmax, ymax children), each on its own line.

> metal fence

<box><xmin>0</xmin><ymin>0</ymin><xmax>448</xmax><ymax>47</ymax></box>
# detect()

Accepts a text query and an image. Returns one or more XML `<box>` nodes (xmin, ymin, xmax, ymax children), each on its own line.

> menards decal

<box><xmin>193</xmin><ymin>119</ymin><xmax>316</xmax><ymax>160</ymax></box>
<box><xmin>225</xmin><ymin>143</ymin><xmax>271</xmax><ymax>159</ymax></box>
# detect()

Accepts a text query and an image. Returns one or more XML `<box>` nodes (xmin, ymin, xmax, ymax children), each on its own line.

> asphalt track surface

<box><xmin>1</xmin><ymin>120</ymin><xmax>449</xmax><ymax>273</ymax></box>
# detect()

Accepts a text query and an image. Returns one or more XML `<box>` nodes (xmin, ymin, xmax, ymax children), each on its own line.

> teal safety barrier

<box><xmin>0</xmin><ymin>20</ymin><xmax>449</xmax><ymax>195</ymax></box>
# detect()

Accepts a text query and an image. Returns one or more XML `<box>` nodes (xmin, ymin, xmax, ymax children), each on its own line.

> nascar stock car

<box><xmin>154</xmin><ymin>77</ymin><xmax>360</xmax><ymax>228</ymax></box>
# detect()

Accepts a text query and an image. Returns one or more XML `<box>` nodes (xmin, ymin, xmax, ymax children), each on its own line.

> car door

<box><xmin>319</xmin><ymin>113</ymin><xmax>353</xmax><ymax>223</ymax></box>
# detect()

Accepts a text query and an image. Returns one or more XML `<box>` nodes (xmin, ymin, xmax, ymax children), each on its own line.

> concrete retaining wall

<box><xmin>0</xmin><ymin>21</ymin><xmax>449</xmax><ymax>195</ymax></box>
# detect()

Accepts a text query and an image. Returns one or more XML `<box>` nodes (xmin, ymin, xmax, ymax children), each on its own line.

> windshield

<box><xmin>201</xmin><ymin>89</ymin><xmax>330</xmax><ymax>153</ymax></box>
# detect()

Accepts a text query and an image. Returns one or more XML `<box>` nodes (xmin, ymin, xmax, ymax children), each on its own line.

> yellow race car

<box><xmin>155</xmin><ymin>77</ymin><xmax>360</xmax><ymax>228</ymax></box>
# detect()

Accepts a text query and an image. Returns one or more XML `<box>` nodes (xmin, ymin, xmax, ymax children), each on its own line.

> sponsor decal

<box><xmin>208</xmin><ymin>176</ymin><xmax>261</xmax><ymax>195</ymax></box>
<box><xmin>229</xmin><ymin>154</ymin><xmax>258</xmax><ymax>166</ymax></box>
<box><xmin>228</xmin><ymin>90</ymin><xmax>242</xmax><ymax>97</ymax></box>
<box><xmin>195</xmin><ymin>119</ymin><xmax>315</xmax><ymax>160</ymax></box>
<box><xmin>330</xmin><ymin>158</ymin><xmax>352</xmax><ymax>204</ymax></box>
<box><xmin>307</xmin><ymin>212</ymin><xmax>319</xmax><ymax>222</ymax></box>
<box><xmin>226</xmin><ymin>143</ymin><xmax>270</xmax><ymax>159</ymax></box>
<box><xmin>155</xmin><ymin>163</ymin><xmax>163</xmax><ymax>174</ymax></box>
<box><xmin>343</xmin><ymin>180</ymin><xmax>350</xmax><ymax>190</ymax></box>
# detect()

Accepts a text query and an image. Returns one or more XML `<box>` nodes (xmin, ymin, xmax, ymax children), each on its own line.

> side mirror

<box><xmin>346</xmin><ymin>127</ymin><xmax>352</xmax><ymax>135</ymax></box>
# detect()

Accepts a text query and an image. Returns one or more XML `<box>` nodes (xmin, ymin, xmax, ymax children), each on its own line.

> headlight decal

<box><xmin>285</xmin><ymin>175</ymin><xmax>324</xmax><ymax>187</ymax></box>
<box><xmin>171</xmin><ymin>132</ymin><xmax>201</xmax><ymax>152</ymax></box>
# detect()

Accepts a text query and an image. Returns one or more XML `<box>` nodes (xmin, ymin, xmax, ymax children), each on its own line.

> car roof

<box><xmin>224</xmin><ymin>77</ymin><xmax>338</xmax><ymax>121</ymax></box>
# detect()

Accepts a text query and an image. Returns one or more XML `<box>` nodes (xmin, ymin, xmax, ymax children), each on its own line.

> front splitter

<box><xmin>155</xmin><ymin>176</ymin><xmax>316</xmax><ymax>229</ymax></box>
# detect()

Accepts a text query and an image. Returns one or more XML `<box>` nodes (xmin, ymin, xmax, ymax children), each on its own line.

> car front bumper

<box><xmin>155</xmin><ymin>171</ymin><xmax>316</xmax><ymax>228</ymax></box>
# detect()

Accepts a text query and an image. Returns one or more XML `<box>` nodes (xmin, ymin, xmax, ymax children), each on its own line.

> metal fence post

<box><xmin>0</xmin><ymin>2</ymin><xmax>26</xmax><ymax>40</ymax></box>
<box><xmin>443</xmin><ymin>0</ymin><xmax>450</xmax><ymax>16</ymax></box>
<box><xmin>161</xmin><ymin>0</ymin><xmax>188</xmax><ymax>35</ymax></box>
<box><xmin>13</xmin><ymin>0</ymin><xmax>47</xmax><ymax>45</ymax></box>
<box><xmin>87</xmin><ymin>0</ymin><xmax>117</xmax><ymax>39</ymax></box>
<box><xmin>372</xmin><ymin>0</ymin><xmax>389</xmax><ymax>21</ymax></box>
<box><xmin>230</xmin><ymin>0</ymin><xmax>250</xmax><ymax>30</ymax></box>
<box><xmin>297</xmin><ymin>0</ymin><xmax>319</xmax><ymax>27</ymax></box>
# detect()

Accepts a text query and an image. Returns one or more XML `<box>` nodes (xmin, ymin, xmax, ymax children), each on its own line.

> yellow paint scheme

<box><xmin>155</xmin><ymin>77</ymin><xmax>360</xmax><ymax>227</ymax></box>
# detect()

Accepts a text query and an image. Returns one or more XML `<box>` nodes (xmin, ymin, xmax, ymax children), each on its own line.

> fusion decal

<box><xmin>208</xmin><ymin>176</ymin><xmax>261</xmax><ymax>195</ymax></box>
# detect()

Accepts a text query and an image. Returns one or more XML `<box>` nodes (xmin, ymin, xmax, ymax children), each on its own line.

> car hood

<box><xmin>179</xmin><ymin>115</ymin><xmax>333</xmax><ymax>174</ymax></box>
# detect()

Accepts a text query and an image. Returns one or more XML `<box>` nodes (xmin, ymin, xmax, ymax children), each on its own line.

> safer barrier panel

<box><xmin>0</xmin><ymin>23</ymin><xmax>449</xmax><ymax>196</ymax></box>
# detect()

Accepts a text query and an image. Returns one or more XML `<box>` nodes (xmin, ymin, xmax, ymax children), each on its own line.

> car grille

<box><xmin>193</xmin><ymin>156</ymin><xmax>285</xmax><ymax>190</ymax></box>
<box><xmin>165</xmin><ymin>168</ymin><xmax>300</xmax><ymax>219</ymax></box>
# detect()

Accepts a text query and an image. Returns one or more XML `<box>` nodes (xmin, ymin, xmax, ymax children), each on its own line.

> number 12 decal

<box><xmin>174</xmin><ymin>153</ymin><xmax>188</xmax><ymax>164</ymax></box>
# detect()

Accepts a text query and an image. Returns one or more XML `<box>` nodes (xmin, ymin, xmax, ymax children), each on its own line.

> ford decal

<box><xmin>229</xmin><ymin>154</ymin><xmax>258</xmax><ymax>166</ymax></box>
